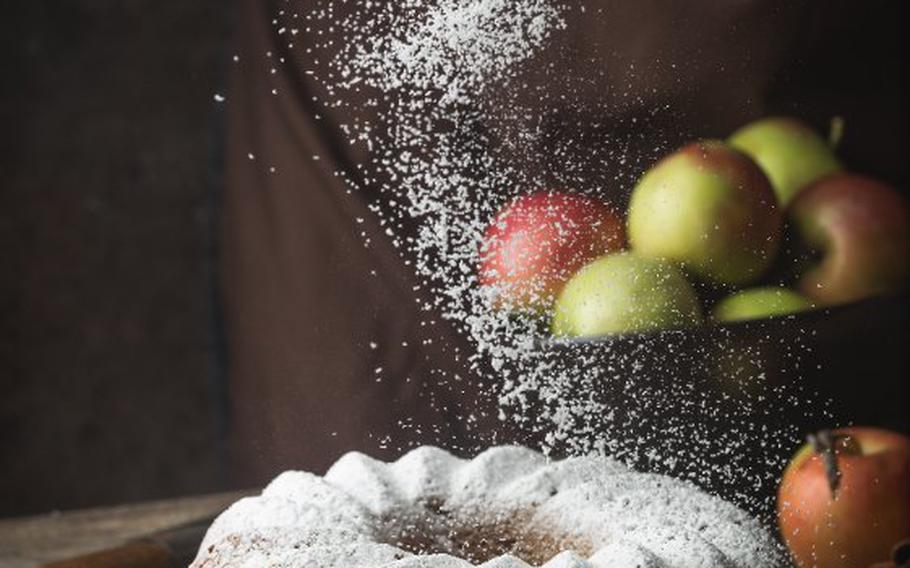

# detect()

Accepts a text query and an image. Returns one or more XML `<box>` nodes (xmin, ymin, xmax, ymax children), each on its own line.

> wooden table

<box><xmin>0</xmin><ymin>491</ymin><xmax>251</xmax><ymax>568</ymax></box>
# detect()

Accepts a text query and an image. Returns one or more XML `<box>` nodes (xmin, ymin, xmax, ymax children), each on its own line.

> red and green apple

<box><xmin>778</xmin><ymin>427</ymin><xmax>910</xmax><ymax>568</ymax></box>
<box><xmin>627</xmin><ymin>141</ymin><xmax>782</xmax><ymax>286</ymax></box>
<box><xmin>478</xmin><ymin>192</ymin><xmax>624</xmax><ymax>312</ymax></box>
<box><xmin>789</xmin><ymin>173</ymin><xmax>910</xmax><ymax>305</ymax></box>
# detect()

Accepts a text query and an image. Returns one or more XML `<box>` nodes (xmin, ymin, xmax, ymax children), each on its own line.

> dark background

<box><xmin>0</xmin><ymin>1</ymin><xmax>907</xmax><ymax>518</ymax></box>
<box><xmin>1</xmin><ymin>2</ymin><xmax>229</xmax><ymax>516</ymax></box>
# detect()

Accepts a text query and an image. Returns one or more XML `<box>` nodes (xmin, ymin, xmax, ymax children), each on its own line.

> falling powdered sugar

<box><xmin>275</xmin><ymin>0</ymin><xmax>830</xmax><ymax>518</ymax></box>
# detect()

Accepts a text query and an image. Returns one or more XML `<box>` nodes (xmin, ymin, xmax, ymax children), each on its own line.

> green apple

<box><xmin>729</xmin><ymin>117</ymin><xmax>842</xmax><ymax>205</ymax></box>
<box><xmin>713</xmin><ymin>286</ymin><xmax>813</xmax><ymax>322</ymax></box>
<box><xmin>627</xmin><ymin>140</ymin><xmax>782</xmax><ymax>286</ymax></box>
<box><xmin>551</xmin><ymin>252</ymin><xmax>702</xmax><ymax>337</ymax></box>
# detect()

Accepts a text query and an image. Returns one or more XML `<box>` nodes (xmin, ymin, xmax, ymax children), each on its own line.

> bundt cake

<box><xmin>191</xmin><ymin>446</ymin><xmax>788</xmax><ymax>567</ymax></box>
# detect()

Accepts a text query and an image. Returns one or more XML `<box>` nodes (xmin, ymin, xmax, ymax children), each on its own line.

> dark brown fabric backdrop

<box><xmin>224</xmin><ymin>0</ymin><xmax>907</xmax><ymax>485</ymax></box>
<box><xmin>1</xmin><ymin>1</ymin><xmax>228</xmax><ymax>515</ymax></box>
<box><xmin>223</xmin><ymin>0</ymin><xmax>493</xmax><ymax>483</ymax></box>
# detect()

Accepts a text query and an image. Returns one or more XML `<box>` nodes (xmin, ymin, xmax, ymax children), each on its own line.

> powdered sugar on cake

<box><xmin>192</xmin><ymin>446</ymin><xmax>788</xmax><ymax>567</ymax></box>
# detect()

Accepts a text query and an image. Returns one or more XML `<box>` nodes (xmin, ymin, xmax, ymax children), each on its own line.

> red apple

<box><xmin>789</xmin><ymin>173</ymin><xmax>910</xmax><ymax>305</ymax></box>
<box><xmin>478</xmin><ymin>192</ymin><xmax>624</xmax><ymax>312</ymax></box>
<box><xmin>778</xmin><ymin>427</ymin><xmax>910</xmax><ymax>568</ymax></box>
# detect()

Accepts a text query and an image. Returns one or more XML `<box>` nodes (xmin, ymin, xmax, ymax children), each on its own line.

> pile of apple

<box><xmin>478</xmin><ymin>117</ymin><xmax>910</xmax><ymax>337</ymax></box>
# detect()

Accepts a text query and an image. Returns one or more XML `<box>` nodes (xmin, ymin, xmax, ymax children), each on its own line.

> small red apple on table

<box><xmin>778</xmin><ymin>426</ymin><xmax>910</xmax><ymax>568</ymax></box>
<box><xmin>478</xmin><ymin>192</ymin><xmax>624</xmax><ymax>312</ymax></box>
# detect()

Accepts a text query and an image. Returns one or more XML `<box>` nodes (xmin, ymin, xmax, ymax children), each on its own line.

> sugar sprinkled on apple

<box><xmin>628</xmin><ymin>140</ymin><xmax>782</xmax><ymax>286</ymax></box>
<box><xmin>479</xmin><ymin>192</ymin><xmax>624</xmax><ymax>313</ymax></box>
<box><xmin>552</xmin><ymin>252</ymin><xmax>702</xmax><ymax>337</ymax></box>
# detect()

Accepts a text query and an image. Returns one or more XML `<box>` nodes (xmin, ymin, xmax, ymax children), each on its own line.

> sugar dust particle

<box><xmin>306</xmin><ymin>0</ymin><xmax>809</xmax><ymax>507</ymax></box>
<box><xmin>213</xmin><ymin>93</ymin><xmax>226</xmax><ymax>102</ymax></box>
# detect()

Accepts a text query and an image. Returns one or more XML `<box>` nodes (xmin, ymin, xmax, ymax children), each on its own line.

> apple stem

<box><xmin>828</xmin><ymin>116</ymin><xmax>845</xmax><ymax>150</ymax></box>
<box><xmin>808</xmin><ymin>429</ymin><xmax>842</xmax><ymax>497</ymax></box>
